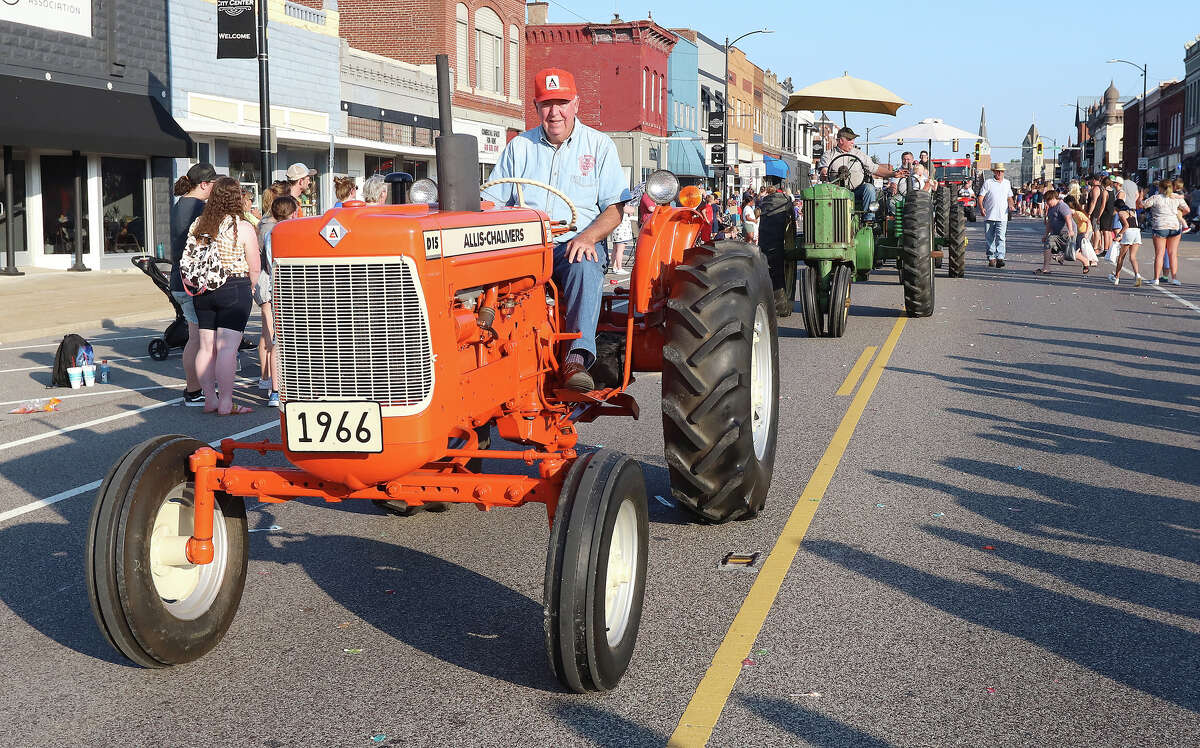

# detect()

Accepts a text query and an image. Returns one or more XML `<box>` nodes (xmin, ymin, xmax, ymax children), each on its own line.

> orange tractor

<box><xmin>86</xmin><ymin>56</ymin><xmax>781</xmax><ymax>693</ymax></box>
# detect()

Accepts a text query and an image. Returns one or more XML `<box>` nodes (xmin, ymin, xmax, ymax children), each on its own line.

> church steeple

<box><xmin>978</xmin><ymin>107</ymin><xmax>988</xmax><ymax>140</ymax></box>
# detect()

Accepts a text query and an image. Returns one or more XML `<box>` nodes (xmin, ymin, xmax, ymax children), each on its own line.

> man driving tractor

<box><xmin>483</xmin><ymin>68</ymin><xmax>629</xmax><ymax>393</ymax></box>
<box><xmin>818</xmin><ymin>126</ymin><xmax>907</xmax><ymax>221</ymax></box>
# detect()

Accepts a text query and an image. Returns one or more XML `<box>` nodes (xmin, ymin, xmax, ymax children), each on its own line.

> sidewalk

<box><xmin>0</xmin><ymin>266</ymin><xmax>170</xmax><ymax>343</ymax></box>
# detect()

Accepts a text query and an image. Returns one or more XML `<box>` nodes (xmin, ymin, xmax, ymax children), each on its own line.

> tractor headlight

<box><xmin>410</xmin><ymin>178</ymin><xmax>439</xmax><ymax>205</ymax></box>
<box><xmin>645</xmin><ymin>170</ymin><xmax>680</xmax><ymax>205</ymax></box>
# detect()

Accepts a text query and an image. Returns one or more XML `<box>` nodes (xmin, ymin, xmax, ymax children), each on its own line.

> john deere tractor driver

<box><xmin>818</xmin><ymin>127</ymin><xmax>907</xmax><ymax>221</ymax></box>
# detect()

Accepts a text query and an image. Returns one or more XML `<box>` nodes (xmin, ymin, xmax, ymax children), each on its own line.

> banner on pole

<box><xmin>707</xmin><ymin>112</ymin><xmax>724</xmax><ymax>145</ymax></box>
<box><xmin>217</xmin><ymin>0</ymin><xmax>257</xmax><ymax>59</ymax></box>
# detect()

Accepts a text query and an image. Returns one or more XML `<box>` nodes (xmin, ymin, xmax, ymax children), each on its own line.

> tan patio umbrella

<box><xmin>783</xmin><ymin>72</ymin><xmax>908</xmax><ymax>124</ymax></box>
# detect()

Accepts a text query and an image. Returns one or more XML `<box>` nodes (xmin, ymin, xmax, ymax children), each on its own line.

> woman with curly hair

<box><xmin>333</xmin><ymin>175</ymin><xmax>358</xmax><ymax>207</ymax></box>
<box><xmin>186</xmin><ymin>176</ymin><xmax>261</xmax><ymax>415</ymax></box>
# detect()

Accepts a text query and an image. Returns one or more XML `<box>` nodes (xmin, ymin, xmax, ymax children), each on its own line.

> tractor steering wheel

<box><xmin>824</xmin><ymin>153</ymin><xmax>867</xmax><ymax>190</ymax></box>
<box><xmin>480</xmin><ymin>177</ymin><xmax>580</xmax><ymax>238</ymax></box>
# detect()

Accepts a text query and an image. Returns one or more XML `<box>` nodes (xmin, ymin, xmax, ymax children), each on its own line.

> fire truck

<box><xmin>932</xmin><ymin>158</ymin><xmax>976</xmax><ymax>222</ymax></box>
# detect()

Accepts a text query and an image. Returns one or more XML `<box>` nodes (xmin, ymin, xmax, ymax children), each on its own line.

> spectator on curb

<box><xmin>1139</xmin><ymin>179</ymin><xmax>1189</xmax><ymax>286</ymax></box>
<box><xmin>285</xmin><ymin>162</ymin><xmax>317</xmax><ymax>217</ymax></box>
<box><xmin>1037</xmin><ymin>189</ymin><xmax>1076</xmax><ymax>275</ymax></box>
<box><xmin>169</xmin><ymin>162</ymin><xmax>219</xmax><ymax>406</ymax></box>
<box><xmin>977</xmin><ymin>162</ymin><xmax>1014</xmax><ymax>268</ymax></box>
<box><xmin>186</xmin><ymin>176</ymin><xmax>261</xmax><ymax>415</ymax></box>
<box><xmin>741</xmin><ymin>195</ymin><xmax>758</xmax><ymax>244</ymax></box>
<box><xmin>332</xmin><ymin>176</ymin><xmax>358</xmax><ymax>208</ymax></box>
<box><xmin>253</xmin><ymin>195</ymin><xmax>298</xmax><ymax>408</ymax></box>
<box><xmin>362</xmin><ymin>174</ymin><xmax>388</xmax><ymax>205</ymax></box>
<box><xmin>1109</xmin><ymin>194</ymin><xmax>1143</xmax><ymax>286</ymax></box>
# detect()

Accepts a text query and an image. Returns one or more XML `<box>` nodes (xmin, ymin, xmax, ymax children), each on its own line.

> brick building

<box><xmin>1</xmin><ymin>0</ymin><xmax>189</xmax><ymax>270</ymax></box>
<box><xmin>1183</xmin><ymin>35</ymin><xmax>1200</xmax><ymax>185</ymax></box>
<box><xmin>1141</xmin><ymin>80</ymin><xmax>1185</xmax><ymax>183</ymax></box>
<box><xmin>726</xmin><ymin>46</ymin><xmax>758</xmax><ymax>188</ymax></box>
<box><xmin>524</xmin><ymin>8</ymin><xmax>676</xmax><ymax>185</ymax></box>
<box><xmin>338</xmin><ymin>0</ymin><xmax>527</xmax><ymax>179</ymax></box>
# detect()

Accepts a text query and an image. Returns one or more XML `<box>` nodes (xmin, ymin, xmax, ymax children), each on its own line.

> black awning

<box><xmin>0</xmin><ymin>76</ymin><xmax>192</xmax><ymax>157</ymax></box>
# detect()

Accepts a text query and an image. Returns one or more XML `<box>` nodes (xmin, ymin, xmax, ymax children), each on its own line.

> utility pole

<box><xmin>258</xmin><ymin>0</ymin><xmax>272</xmax><ymax>190</ymax></box>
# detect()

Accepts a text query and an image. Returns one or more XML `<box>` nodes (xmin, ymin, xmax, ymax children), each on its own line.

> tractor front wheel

<box><xmin>798</xmin><ymin>263</ymin><xmax>823</xmax><ymax>338</ymax></box>
<box><xmin>86</xmin><ymin>435</ymin><xmax>248</xmax><ymax>667</ymax></box>
<box><xmin>544</xmin><ymin>449</ymin><xmax>648</xmax><ymax>692</ymax></box>
<box><xmin>948</xmin><ymin>204</ymin><xmax>967</xmax><ymax>278</ymax></box>
<box><xmin>825</xmin><ymin>263</ymin><xmax>852</xmax><ymax>338</ymax></box>
<box><xmin>899</xmin><ymin>191</ymin><xmax>935</xmax><ymax>317</ymax></box>
<box><xmin>662</xmin><ymin>242</ymin><xmax>780</xmax><ymax>522</ymax></box>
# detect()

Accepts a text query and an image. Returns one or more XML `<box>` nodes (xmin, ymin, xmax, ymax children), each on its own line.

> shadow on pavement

<box><xmin>739</xmin><ymin>694</ymin><xmax>894</xmax><ymax>747</ymax></box>
<box><xmin>803</xmin><ymin>539</ymin><xmax>1200</xmax><ymax>714</ymax></box>
<box><xmin>264</xmin><ymin>530</ymin><xmax>560</xmax><ymax>692</ymax></box>
<box><xmin>546</xmin><ymin>700</ymin><xmax>666</xmax><ymax>746</ymax></box>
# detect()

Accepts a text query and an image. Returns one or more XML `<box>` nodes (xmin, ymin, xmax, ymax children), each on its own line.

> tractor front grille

<box><xmin>804</xmin><ymin>198</ymin><xmax>852</xmax><ymax>244</ymax></box>
<box><xmin>831</xmin><ymin>198</ymin><xmax>850</xmax><ymax>243</ymax></box>
<box><xmin>272</xmin><ymin>258</ymin><xmax>434</xmax><ymax>410</ymax></box>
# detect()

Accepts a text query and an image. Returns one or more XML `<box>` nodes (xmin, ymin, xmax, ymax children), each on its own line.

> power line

<box><xmin>547</xmin><ymin>0</ymin><xmax>592</xmax><ymax>23</ymax></box>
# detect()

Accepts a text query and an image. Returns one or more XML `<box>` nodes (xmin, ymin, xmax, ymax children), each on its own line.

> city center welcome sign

<box><xmin>216</xmin><ymin>0</ymin><xmax>256</xmax><ymax>59</ymax></box>
<box><xmin>0</xmin><ymin>0</ymin><xmax>92</xmax><ymax>38</ymax></box>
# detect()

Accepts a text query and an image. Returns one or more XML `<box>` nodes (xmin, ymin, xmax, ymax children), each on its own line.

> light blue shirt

<box><xmin>483</xmin><ymin>120</ymin><xmax>626</xmax><ymax>243</ymax></box>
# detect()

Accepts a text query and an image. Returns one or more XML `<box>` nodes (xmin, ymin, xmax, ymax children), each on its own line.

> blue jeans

<box><xmin>854</xmin><ymin>182</ymin><xmax>877</xmax><ymax>221</ymax></box>
<box><xmin>552</xmin><ymin>240</ymin><xmax>608</xmax><ymax>368</ymax></box>
<box><xmin>984</xmin><ymin>219</ymin><xmax>1007</xmax><ymax>259</ymax></box>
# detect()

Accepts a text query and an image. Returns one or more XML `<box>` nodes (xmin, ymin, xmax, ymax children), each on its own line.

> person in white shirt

<box><xmin>977</xmin><ymin>163</ymin><xmax>1015</xmax><ymax>267</ymax></box>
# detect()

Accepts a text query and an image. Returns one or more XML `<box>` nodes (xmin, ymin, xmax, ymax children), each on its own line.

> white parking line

<box><xmin>0</xmin><ymin>398</ymin><xmax>183</xmax><ymax>453</ymax></box>
<box><xmin>0</xmin><ymin>384</ymin><xmax>173</xmax><ymax>407</ymax></box>
<box><xmin>0</xmin><ymin>334</ymin><xmax>159</xmax><ymax>351</ymax></box>
<box><xmin>0</xmin><ymin>420</ymin><xmax>280</xmax><ymax>524</ymax></box>
<box><xmin>1117</xmin><ymin>267</ymin><xmax>1200</xmax><ymax>314</ymax></box>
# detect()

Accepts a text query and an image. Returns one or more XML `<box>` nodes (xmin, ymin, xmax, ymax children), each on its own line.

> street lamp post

<box><xmin>724</xmin><ymin>29</ymin><xmax>772</xmax><ymax>197</ymax></box>
<box><xmin>862</xmin><ymin>125</ymin><xmax>884</xmax><ymax>156</ymax></box>
<box><xmin>1108</xmin><ymin>58</ymin><xmax>1147</xmax><ymax>177</ymax></box>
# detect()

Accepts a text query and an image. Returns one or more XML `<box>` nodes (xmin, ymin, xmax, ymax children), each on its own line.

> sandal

<box><xmin>1082</xmin><ymin>266</ymin><xmax>1090</xmax><ymax>274</ymax></box>
<box><xmin>217</xmin><ymin>404</ymin><xmax>255</xmax><ymax>416</ymax></box>
<box><xmin>1034</xmin><ymin>268</ymin><xmax>1052</xmax><ymax>275</ymax></box>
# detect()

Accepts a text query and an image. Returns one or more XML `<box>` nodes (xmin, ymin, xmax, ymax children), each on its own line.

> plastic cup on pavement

<box><xmin>67</xmin><ymin>366</ymin><xmax>83</xmax><ymax>389</ymax></box>
<box><xmin>82</xmin><ymin>365</ymin><xmax>96</xmax><ymax>386</ymax></box>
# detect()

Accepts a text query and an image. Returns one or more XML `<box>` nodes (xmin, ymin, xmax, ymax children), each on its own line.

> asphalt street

<box><xmin>0</xmin><ymin>218</ymin><xmax>1197</xmax><ymax>747</ymax></box>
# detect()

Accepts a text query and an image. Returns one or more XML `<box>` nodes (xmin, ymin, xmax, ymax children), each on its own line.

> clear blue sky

<box><xmin>542</xmin><ymin>0</ymin><xmax>1197</xmax><ymax>164</ymax></box>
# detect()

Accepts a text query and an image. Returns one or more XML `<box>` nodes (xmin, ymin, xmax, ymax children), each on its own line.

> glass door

<box><xmin>0</xmin><ymin>153</ymin><xmax>27</xmax><ymax>257</ymax></box>
<box><xmin>40</xmin><ymin>155</ymin><xmax>89</xmax><ymax>255</ymax></box>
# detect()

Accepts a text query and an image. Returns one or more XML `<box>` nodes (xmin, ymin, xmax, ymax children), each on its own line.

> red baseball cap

<box><xmin>533</xmin><ymin>68</ymin><xmax>578</xmax><ymax>103</ymax></box>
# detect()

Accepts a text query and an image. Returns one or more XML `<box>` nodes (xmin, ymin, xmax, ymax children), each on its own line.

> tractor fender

<box><xmin>630</xmin><ymin>206</ymin><xmax>706</xmax><ymax>314</ymax></box>
<box><xmin>853</xmin><ymin>226</ymin><xmax>874</xmax><ymax>273</ymax></box>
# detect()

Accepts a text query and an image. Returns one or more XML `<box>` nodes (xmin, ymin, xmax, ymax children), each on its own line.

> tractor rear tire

<box><xmin>798</xmin><ymin>264</ymin><xmax>822</xmax><ymax>338</ymax></box>
<box><xmin>934</xmin><ymin>186</ymin><xmax>951</xmax><ymax>237</ymax></box>
<box><xmin>87</xmin><ymin>435</ymin><xmax>249</xmax><ymax>667</ymax></box>
<box><xmin>900</xmin><ymin>191</ymin><xmax>935</xmax><ymax>318</ymax></box>
<box><xmin>825</xmin><ymin>263</ymin><xmax>852</xmax><ymax>338</ymax></box>
<box><xmin>663</xmin><ymin>241</ymin><xmax>780</xmax><ymax>523</ymax></box>
<box><xmin>948</xmin><ymin>204</ymin><xmax>967</xmax><ymax>278</ymax></box>
<box><xmin>544</xmin><ymin>449</ymin><xmax>648</xmax><ymax>692</ymax></box>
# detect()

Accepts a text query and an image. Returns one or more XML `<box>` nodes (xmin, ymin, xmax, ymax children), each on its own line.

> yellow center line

<box><xmin>668</xmin><ymin>315</ymin><xmax>908</xmax><ymax>748</ymax></box>
<box><xmin>835</xmin><ymin>345</ymin><xmax>878</xmax><ymax>396</ymax></box>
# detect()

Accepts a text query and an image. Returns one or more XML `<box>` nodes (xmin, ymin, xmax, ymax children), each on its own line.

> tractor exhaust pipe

<box><xmin>433</xmin><ymin>53</ymin><xmax>481</xmax><ymax>212</ymax></box>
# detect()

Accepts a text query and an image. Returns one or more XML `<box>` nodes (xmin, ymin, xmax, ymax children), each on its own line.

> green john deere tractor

<box><xmin>787</xmin><ymin>157</ymin><xmax>966</xmax><ymax>338</ymax></box>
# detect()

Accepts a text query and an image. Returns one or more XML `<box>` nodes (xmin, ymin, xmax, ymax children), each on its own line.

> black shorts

<box><xmin>193</xmin><ymin>277</ymin><xmax>252</xmax><ymax>332</ymax></box>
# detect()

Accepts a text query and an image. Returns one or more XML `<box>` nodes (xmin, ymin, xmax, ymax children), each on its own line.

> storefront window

<box><xmin>365</xmin><ymin>154</ymin><xmax>395</xmax><ymax>176</ymax></box>
<box><xmin>401</xmin><ymin>159</ymin><xmax>428</xmax><ymax>180</ymax></box>
<box><xmin>40</xmin><ymin>155</ymin><xmax>89</xmax><ymax>255</ymax></box>
<box><xmin>101</xmin><ymin>157</ymin><xmax>146</xmax><ymax>254</ymax></box>
<box><xmin>228</xmin><ymin>146</ymin><xmax>263</xmax><ymax>194</ymax></box>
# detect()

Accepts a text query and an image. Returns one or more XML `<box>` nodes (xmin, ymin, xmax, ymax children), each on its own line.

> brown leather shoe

<box><xmin>561</xmin><ymin>361</ymin><xmax>595</xmax><ymax>393</ymax></box>
<box><xmin>988</xmin><ymin>259</ymin><xmax>996</xmax><ymax>267</ymax></box>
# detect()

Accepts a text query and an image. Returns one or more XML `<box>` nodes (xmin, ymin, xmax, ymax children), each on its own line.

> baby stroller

<box><xmin>131</xmin><ymin>256</ymin><xmax>256</xmax><ymax>361</ymax></box>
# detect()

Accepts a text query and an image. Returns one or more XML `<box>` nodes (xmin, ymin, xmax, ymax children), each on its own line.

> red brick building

<box><xmin>336</xmin><ymin>0</ymin><xmax>526</xmax><ymax>143</ymax></box>
<box><xmin>523</xmin><ymin>10</ymin><xmax>676</xmax><ymax>135</ymax></box>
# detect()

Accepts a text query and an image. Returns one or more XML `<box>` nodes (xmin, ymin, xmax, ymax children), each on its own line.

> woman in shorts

<box><xmin>187</xmin><ymin>177</ymin><xmax>261</xmax><ymax>415</ymax></box>
<box><xmin>1109</xmin><ymin>195</ymin><xmax>1143</xmax><ymax>286</ymax></box>
<box><xmin>741</xmin><ymin>195</ymin><xmax>758</xmax><ymax>244</ymax></box>
<box><xmin>1139</xmin><ymin>180</ymin><xmax>1189</xmax><ymax>286</ymax></box>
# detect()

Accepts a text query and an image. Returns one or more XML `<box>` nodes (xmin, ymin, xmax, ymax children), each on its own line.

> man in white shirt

<box><xmin>977</xmin><ymin>163</ymin><xmax>1015</xmax><ymax>268</ymax></box>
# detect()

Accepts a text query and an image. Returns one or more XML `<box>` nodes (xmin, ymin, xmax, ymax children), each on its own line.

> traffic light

<box><xmin>952</xmin><ymin>138</ymin><xmax>959</xmax><ymax>152</ymax></box>
<box><xmin>1036</xmin><ymin>141</ymin><xmax>1043</xmax><ymax>156</ymax></box>
<box><xmin>974</xmin><ymin>140</ymin><xmax>982</xmax><ymax>158</ymax></box>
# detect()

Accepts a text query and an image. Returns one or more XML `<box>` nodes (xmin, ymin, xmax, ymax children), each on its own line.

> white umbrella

<box><xmin>880</xmin><ymin>118</ymin><xmax>980</xmax><ymax>143</ymax></box>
